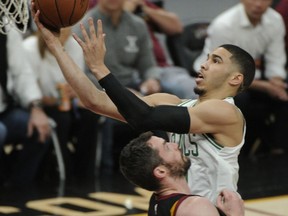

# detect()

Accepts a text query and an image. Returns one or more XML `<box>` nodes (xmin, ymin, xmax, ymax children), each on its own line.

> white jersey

<box><xmin>169</xmin><ymin>97</ymin><xmax>245</xmax><ymax>204</ymax></box>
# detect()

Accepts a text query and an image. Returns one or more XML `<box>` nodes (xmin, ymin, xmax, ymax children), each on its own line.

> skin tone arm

<box><xmin>31</xmin><ymin>5</ymin><xmax>180</xmax><ymax>119</ymax></box>
<box><xmin>32</xmin><ymin>7</ymin><xmax>243</xmax><ymax>147</ymax></box>
<box><xmin>177</xmin><ymin>189</ymin><xmax>245</xmax><ymax>216</ymax></box>
<box><xmin>177</xmin><ymin>196</ymin><xmax>220</xmax><ymax>216</ymax></box>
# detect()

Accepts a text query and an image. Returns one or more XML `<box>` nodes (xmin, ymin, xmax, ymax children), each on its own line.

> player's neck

<box><xmin>156</xmin><ymin>177</ymin><xmax>190</xmax><ymax>197</ymax></box>
<box><xmin>198</xmin><ymin>89</ymin><xmax>235</xmax><ymax>103</ymax></box>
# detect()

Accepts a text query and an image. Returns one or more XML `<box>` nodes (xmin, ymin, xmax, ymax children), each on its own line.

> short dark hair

<box><xmin>220</xmin><ymin>44</ymin><xmax>255</xmax><ymax>92</ymax></box>
<box><xmin>119</xmin><ymin>132</ymin><xmax>163</xmax><ymax>191</ymax></box>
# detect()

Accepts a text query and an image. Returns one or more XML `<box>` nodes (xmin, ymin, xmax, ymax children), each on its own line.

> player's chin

<box><xmin>194</xmin><ymin>87</ymin><xmax>205</xmax><ymax>96</ymax></box>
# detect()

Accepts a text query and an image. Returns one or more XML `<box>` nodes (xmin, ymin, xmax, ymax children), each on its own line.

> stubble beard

<box><xmin>166</xmin><ymin>158</ymin><xmax>191</xmax><ymax>178</ymax></box>
<box><xmin>194</xmin><ymin>86</ymin><xmax>206</xmax><ymax>96</ymax></box>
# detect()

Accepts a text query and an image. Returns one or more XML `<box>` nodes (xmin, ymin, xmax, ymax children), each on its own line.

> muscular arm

<box><xmin>176</xmin><ymin>196</ymin><xmax>220</xmax><ymax>216</ymax></box>
<box><xmin>99</xmin><ymin>73</ymin><xmax>190</xmax><ymax>133</ymax></box>
<box><xmin>32</xmin><ymin>9</ymin><xmax>181</xmax><ymax>123</ymax></box>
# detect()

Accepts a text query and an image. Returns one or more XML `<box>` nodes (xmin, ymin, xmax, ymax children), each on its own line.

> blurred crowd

<box><xmin>0</xmin><ymin>0</ymin><xmax>287</xmax><ymax>187</ymax></box>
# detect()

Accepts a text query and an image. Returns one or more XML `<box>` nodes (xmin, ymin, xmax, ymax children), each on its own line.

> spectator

<box><xmin>23</xmin><ymin>28</ymin><xmax>100</xmax><ymax>182</ymax></box>
<box><xmin>193</xmin><ymin>0</ymin><xmax>288</xmax><ymax>155</ymax></box>
<box><xmin>0</xmin><ymin>28</ymin><xmax>50</xmax><ymax>186</ymax></box>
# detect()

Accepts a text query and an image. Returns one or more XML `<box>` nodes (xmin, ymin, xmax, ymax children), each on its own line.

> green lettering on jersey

<box><xmin>170</xmin><ymin>133</ymin><xmax>199</xmax><ymax>157</ymax></box>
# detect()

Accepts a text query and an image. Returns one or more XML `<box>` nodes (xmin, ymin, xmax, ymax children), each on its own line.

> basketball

<box><xmin>34</xmin><ymin>0</ymin><xmax>89</xmax><ymax>31</ymax></box>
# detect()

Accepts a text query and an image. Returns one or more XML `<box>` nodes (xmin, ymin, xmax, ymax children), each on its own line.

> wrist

<box><xmin>29</xmin><ymin>99</ymin><xmax>43</xmax><ymax>110</ymax></box>
<box><xmin>91</xmin><ymin>65</ymin><xmax>110</xmax><ymax>80</ymax></box>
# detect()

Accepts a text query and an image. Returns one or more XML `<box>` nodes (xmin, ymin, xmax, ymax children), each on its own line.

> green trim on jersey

<box><xmin>178</xmin><ymin>99</ymin><xmax>195</xmax><ymax>106</ymax></box>
<box><xmin>203</xmin><ymin>134</ymin><xmax>224</xmax><ymax>150</ymax></box>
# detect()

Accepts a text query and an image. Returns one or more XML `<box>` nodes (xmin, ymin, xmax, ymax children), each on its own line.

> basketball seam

<box><xmin>36</xmin><ymin>0</ymin><xmax>58</xmax><ymax>28</ymax></box>
<box><xmin>69</xmin><ymin>0</ymin><xmax>77</xmax><ymax>25</ymax></box>
<box><xmin>55</xmin><ymin>0</ymin><xmax>64</xmax><ymax>27</ymax></box>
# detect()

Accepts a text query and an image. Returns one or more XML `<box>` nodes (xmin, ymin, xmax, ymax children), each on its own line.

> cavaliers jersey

<box><xmin>148</xmin><ymin>193</ymin><xmax>196</xmax><ymax>216</ymax></box>
<box><xmin>170</xmin><ymin>97</ymin><xmax>245</xmax><ymax>204</ymax></box>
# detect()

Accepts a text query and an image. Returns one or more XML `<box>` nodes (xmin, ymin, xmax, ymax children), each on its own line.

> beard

<box><xmin>194</xmin><ymin>86</ymin><xmax>206</xmax><ymax>96</ymax></box>
<box><xmin>165</xmin><ymin>158</ymin><xmax>191</xmax><ymax>178</ymax></box>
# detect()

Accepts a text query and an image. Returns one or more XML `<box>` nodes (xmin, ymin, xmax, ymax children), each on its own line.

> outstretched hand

<box><xmin>73</xmin><ymin>18</ymin><xmax>109</xmax><ymax>80</ymax></box>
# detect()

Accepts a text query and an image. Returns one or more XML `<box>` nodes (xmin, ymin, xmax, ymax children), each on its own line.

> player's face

<box><xmin>195</xmin><ymin>47</ymin><xmax>234</xmax><ymax>96</ymax></box>
<box><xmin>241</xmin><ymin>0</ymin><xmax>272</xmax><ymax>25</ymax></box>
<box><xmin>149</xmin><ymin>136</ymin><xmax>191</xmax><ymax>177</ymax></box>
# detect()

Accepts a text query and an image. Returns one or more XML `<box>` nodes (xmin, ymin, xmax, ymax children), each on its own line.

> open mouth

<box><xmin>197</xmin><ymin>73</ymin><xmax>204</xmax><ymax>79</ymax></box>
<box><xmin>195</xmin><ymin>72</ymin><xmax>204</xmax><ymax>83</ymax></box>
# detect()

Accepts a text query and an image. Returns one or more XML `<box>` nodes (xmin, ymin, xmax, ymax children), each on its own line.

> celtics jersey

<box><xmin>170</xmin><ymin>97</ymin><xmax>245</xmax><ymax>204</ymax></box>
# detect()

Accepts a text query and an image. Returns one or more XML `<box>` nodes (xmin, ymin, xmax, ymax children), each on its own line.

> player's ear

<box><xmin>229</xmin><ymin>73</ymin><xmax>243</xmax><ymax>87</ymax></box>
<box><xmin>153</xmin><ymin>165</ymin><xmax>167</xmax><ymax>179</ymax></box>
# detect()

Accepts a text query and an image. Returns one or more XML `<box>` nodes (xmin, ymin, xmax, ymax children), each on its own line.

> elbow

<box><xmin>128</xmin><ymin>118</ymin><xmax>150</xmax><ymax>133</ymax></box>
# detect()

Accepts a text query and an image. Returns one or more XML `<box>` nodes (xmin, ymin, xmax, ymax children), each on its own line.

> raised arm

<box><xmin>31</xmin><ymin>1</ymin><xmax>122</xmax><ymax>121</ymax></box>
<box><xmin>31</xmin><ymin>2</ymin><xmax>180</xmax><ymax>122</ymax></box>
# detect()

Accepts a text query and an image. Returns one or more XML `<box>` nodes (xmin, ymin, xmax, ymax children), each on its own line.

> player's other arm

<box><xmin>176</xmin><ymin>196</ymin><xmax>220</xmax><ymax>216</ymax></box>
<box><xmin>177</xmin><ymin>190</ymin><xmax>245</xmax><ymax>216</ymax></box>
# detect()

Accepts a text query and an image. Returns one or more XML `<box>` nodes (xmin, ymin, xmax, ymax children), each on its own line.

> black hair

<box><xmin>119</xmin><ymin>132</ymin><xmax>163</xmax><ymax>191</ymax></box>
<box><xmin>220</xmin><ymin>44</ymin><xmax>255</xmax><ymax>92</ymax></box>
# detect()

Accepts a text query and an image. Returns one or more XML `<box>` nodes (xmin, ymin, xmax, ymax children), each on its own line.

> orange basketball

<box><xmin>34</xmin><ymin>0</ymin><xmax>89</xmax><ymax>31</ymax></box>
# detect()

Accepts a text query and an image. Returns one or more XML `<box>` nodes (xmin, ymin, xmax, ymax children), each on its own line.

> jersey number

<box><xmin>171</xmin><ymin>134</ymin><xmax>199</xmax><ymax>157</ymax></box>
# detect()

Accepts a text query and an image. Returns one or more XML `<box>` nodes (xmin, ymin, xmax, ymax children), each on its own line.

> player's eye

<box><xmin>213</xmin><ymin>57</ymin><xmax>220</xmax><ymax>63</ymax></box>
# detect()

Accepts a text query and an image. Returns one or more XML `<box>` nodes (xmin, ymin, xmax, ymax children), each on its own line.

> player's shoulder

<box><xmin>199</xmin><ymin>99</ymin><xmax>239</xmax><ymax>116</ymax></box>
<box><xmin>176</xmin><ymin>196</ymin><xmax>219</xmax><ymax>216</ymax></box>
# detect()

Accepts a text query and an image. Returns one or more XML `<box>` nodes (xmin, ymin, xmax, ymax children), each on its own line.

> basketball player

<box><xmin>119</xmin><ymin>132</ymin><xmax>244</xmax><ymax>216</ymax></box>
<box><xmin>32</xmin><ymin>7</ymin><xmax>255</xmax><ymax>203</ymax></box>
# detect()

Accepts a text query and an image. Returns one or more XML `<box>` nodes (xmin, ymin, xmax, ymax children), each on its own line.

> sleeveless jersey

<box><xmin>148</xmin><ymin>193</ymin><xmax>196</xmax><ymax>216</ymax></box>
<box><xmin>169</xmin><ymin>97</ymin><xmax>245</xmax><ymax>204</ymax></box>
